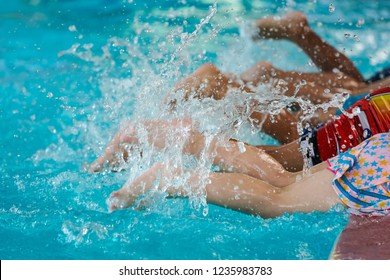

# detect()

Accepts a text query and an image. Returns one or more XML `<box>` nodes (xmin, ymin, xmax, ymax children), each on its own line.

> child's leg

<box><xmin>168</xmin><ymin>63</ymin><xmax>249</xmax><ymax>105</ymax></box>
<box><xmin>240</xmin><ymin>61</ymin><xmax>360</xmax><ymax>102</ymax></box>
<box><xmin>109</xmin><ymin>161</ymin><xmax>340</xmax><ymax>218</ymax></box>
<box><xmin>109</xmin><ymin>161</ymin><xmax>176</xmax><ymax>211</ymax></box>
<box><xmin>89</xmin><ymin>118</ymin><xmax>299</xmax><ymax>187</ymax></box>
<box><xmin>89</xmin><ymin>118</ymin><xmax>199</xmax><ymax>173</ymax></box>
<box><xmin>166</xmin><ymin>63</ymin><xmax>343</xmax><ymax>145</ymax></box>
<box><xmin>170</xmin><ymin>11</ymin><xmax>365</xmax><ymax>105</ymax></box>
<box><xmin>257</xmin><ymin>140</ymin><xmax>303</xmax><ymax>172</ymax></box>
<box><xmin>212</xmin><ymin>140</ymin><xmax>297</xmax><ymax>187</ymax></box>
<box><xmin>88</xmin><ymin>127</ymin><xmax>132</xmax><ymax>173</ymax></box>
<box><xmin>255</xmin><ymin>11</ymin><xmax>365</xmax><ymax>82</ymax></box>
<box><xmin>205</xmin><ymin>164</ymin><xmax>339</xmax><ymax>217</ymax></box>
<box><xmin>172</xmin><ymin>60</ymin><xmax>358</xmax><ymax>106</ymax></box>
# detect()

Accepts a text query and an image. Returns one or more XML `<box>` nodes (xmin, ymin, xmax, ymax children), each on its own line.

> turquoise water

<box><xmin>1</xmin><ymin>0</ymin><xmax>389</xmax><ymax>260</ymax></box>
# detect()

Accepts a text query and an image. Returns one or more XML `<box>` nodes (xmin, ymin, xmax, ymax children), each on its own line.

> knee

<box><xmin>241</xmin><ymin>61</ymin><xmax>279</xmax><ymax>84</ymax></box>
<box><xmin>196</xmin><ymin>63</ymin><xmax>222</xmax><ymax>77</ymax></box>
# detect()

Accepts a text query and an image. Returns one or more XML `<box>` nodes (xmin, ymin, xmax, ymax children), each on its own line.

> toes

<box><xmin>88</xmin><ymin>149</ymin><xmax>128</xmax><ymax>173</ymax></box>
<box><xmin>107</xmin><ymin>191</ymin><xmax>132</xmax><ymax>212</ymax></box>
<box><xmin>107</xmin><ymin>192</ymin><xmax>121</xmax><ymax>212</ymax></box>
<box><xmin>88</xmin><ymin>158</ymin><xmax>105</xmax><ymax>173</ymax></box>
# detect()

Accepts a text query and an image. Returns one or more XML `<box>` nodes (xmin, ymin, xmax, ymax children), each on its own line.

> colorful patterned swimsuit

<box><xmin>327</xmin><ymin>133</ymin><xmax>390</xmax><ymax>216</ymax></box>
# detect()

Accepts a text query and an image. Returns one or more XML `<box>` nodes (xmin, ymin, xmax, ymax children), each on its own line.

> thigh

<box><xmin>258</xmin><ymin>140</ymin><xmax>303</xmax><ymax>171</ymax></box>
<box><xmin>175</xmin><ymin>63</ymin><xmax>246</xmax><ymax>100</ymax></box>
<box><xmin>240</xmin><ymin>62</ymin><xmax>361</xmax><ymax>102</ymax></box>
<box><xmin>204</xmin><ymin>167</ymin><xmax>340</xmax><ymax>217</ymax></box>
<box><xmin>213</xmin><ymin>139</ymin><xmax>296</xmax><ymax>187</ymax></box>
<box><xmin>249</xmin><ymin>109</ymin><xmax>301</xmax><ymax>144</ymax></box>
<box><xmin>281</xmin><ymin>165</ymin><xmax>341</xmax><ymax>212</ymax></box>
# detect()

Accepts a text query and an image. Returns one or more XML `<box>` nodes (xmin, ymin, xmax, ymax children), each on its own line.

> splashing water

<box><xmin>7</xmin><ymin>0</ymin><xmax>387</xmax><ymax>259</ymax></box>
<box><xmin>53</xmin><ymin>2</ymin><xmax>355</xmax><ymax>217</ymax></box>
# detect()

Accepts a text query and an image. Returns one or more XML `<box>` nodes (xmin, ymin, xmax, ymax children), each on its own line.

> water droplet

<box><xmin>344</xmin><ymin>33</ymin><xmax>351</xmax><ymax>38</ymax></box>
<box><xmin>352</xmin><ymin>107</ymin><xmax>361</xmax><ymax>115</ymax></box>
<box><xmin>237</xmin><ymin>141</ymin><xmax>246</xmax><ymax>153</ymax></box>
<box><xmin>356</xmin><ymin>18</ymin><xmax>365</xmax><ymax>27</ymax></box>
<box><xmin>329</xmin><ymin>3</ymin><xmax>335</xmax><ymax>13</ymax></box>
<box><xmin>68</xmin><ymin>25</ymin><xmax>77</xmax><ymax>32</ymax></box>
<box><xmin>48</xmin><ymin>126</ymin><xmax>57</xmax><ymax>134</ymax></box>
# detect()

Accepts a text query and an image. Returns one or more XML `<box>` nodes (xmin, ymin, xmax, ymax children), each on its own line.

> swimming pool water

<box><xmin>1</xmin><ymin>0</ymin><xmax>389</xmax><ymax>260</ymax></box>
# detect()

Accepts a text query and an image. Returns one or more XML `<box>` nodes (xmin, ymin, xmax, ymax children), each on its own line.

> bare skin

<box><xmin>89</xmin><ymin>12</ymin><xmax>389</xmax><ymax>218</ymax></box>
<box><xmin>90</xmin><ymin>11</ymin><xmax>390</xmax><ymax>175</ymax></box>
<box><xmin>89</xmin><ymin>118</ymin><xmax>298</xmax><ymax>185</ymax></box>
<box><xmin>169</xmin><ymin>11</ymin><xmax>390</xmax><ymax>144</ymax></box>
<box><xmin>89</xmin><ymin>13</ymin><xmax>390</xmax><ymax>219</ymax></box>
<box><xmin>254</xmin><ymin>11</ymin><xmax>365</xmax><ymax>82</ymax></box>
<box><xmin>108</xmin><ymin>160</ymin><xmax>340</xmax><ymax>218</ymax></box>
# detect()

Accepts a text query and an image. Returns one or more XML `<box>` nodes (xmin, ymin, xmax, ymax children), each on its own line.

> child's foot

<box><xmin>88</xmin><ymin>148</ymin><xmax>129</xmax><ymax>173</ymax></box>
<box><xmin>254</xmin><ymin>11</ymin><xmax>310</xmax><ymax>42</ymax></box>
<box><xmin>108</xmin><ymin>189</ymin><xmax>136</xmax><ymax>212</ymax></box>
<box><xmin>88</xmin><ymin>126</ymin><xmax>138</xmax><ymax>173</ymax></box>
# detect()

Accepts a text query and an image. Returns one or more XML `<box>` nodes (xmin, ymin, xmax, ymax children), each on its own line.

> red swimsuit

<box><xmin>300</xmin><ymin>87</ymin><xmax>390</xmax><ymax>166</ymax></box>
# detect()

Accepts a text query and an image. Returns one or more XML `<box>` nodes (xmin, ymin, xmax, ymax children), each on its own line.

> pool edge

<box><xmin>329</xmin><ymin>215</ymin><xmax>390</xmax><ymax>260</ymax></box>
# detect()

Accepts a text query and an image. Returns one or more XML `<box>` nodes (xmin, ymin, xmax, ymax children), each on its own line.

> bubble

<box><xmin>68</xmin><ymin>25</ymin><xmax>77</xmax><ymax>32</ymax></box>
<box><xmin>329</xmin><ymin>3</ymin><xmax>335</xmax><ymax>13</ymax></box>
<box><xmin>352</xmin><ymin>107</ymin><xmax>361</xmax><ymax>115</ymax></box>
<box><xmin>48</xmin><ymin>126</ymin><xmax>57</xmax><ymax>134</ymax></box>
<box><xmin>356</xmin><ymin>18</ymin><xmax>365</xmax><ymax>27</ymax></box>
<box><xmin>237</xmin><ymin>141</ymin><xmax>246</xmax><ymax>153</ymax></box>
